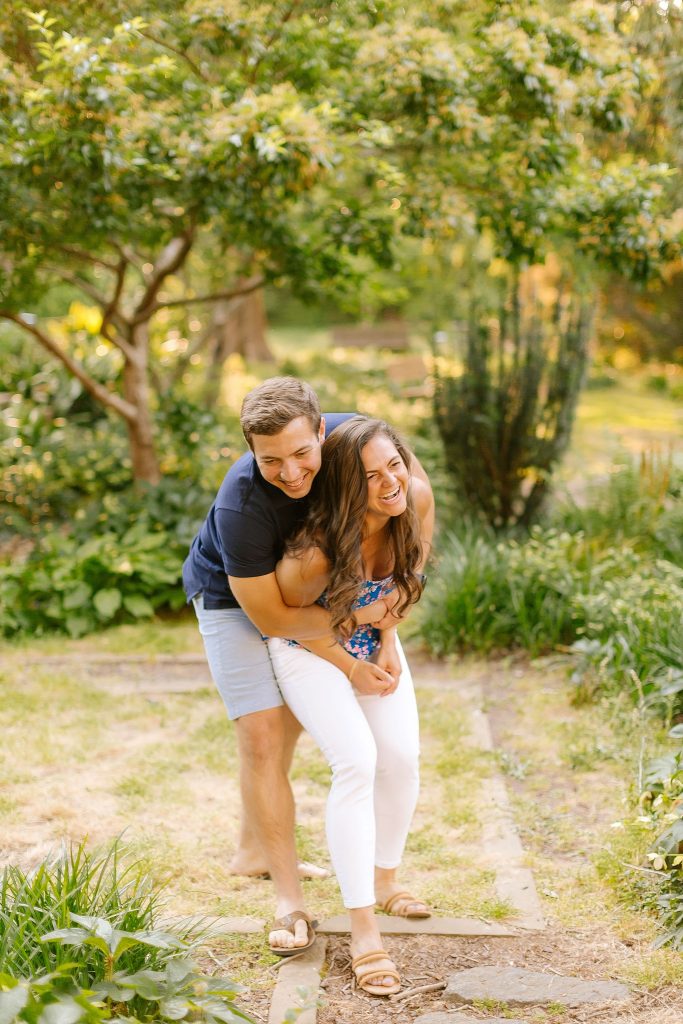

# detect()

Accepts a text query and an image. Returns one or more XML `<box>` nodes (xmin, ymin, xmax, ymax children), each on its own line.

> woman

<box><xmin>267</xmin><ymin>416</ymin><xmax>433</xmax><ymax>996</ymax></box>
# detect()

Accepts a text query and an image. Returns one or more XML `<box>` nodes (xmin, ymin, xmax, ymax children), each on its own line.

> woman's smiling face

<box><xmin>361</xmin><ymin>433</ymin><xmax>410</xmax><ymax>519</ymax></box>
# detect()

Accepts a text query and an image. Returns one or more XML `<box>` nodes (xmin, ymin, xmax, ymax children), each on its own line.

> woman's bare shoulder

<box><xmin>297</xmin><ymin>543</ymin><xmax>331</xmax><ymax>579</ymax></box>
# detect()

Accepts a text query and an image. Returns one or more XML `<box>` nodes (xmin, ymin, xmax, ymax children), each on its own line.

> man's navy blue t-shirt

<box><xmin>182</xmin><ymin>413</ymin><xmax>353</xmax><ymax>609</ymax></box>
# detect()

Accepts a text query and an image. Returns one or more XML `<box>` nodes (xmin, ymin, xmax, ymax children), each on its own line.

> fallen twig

<box><xmin>390</xmin><ymin>980</ymin><xmax>446</xmax><ymax>1002</ymax></box>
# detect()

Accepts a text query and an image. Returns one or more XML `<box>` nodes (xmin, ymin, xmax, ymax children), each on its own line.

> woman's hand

<box><xmin>372</xmin><ymin>629</ymin><xmax>401</xmax><ymax>684</ymax></box>
<box><xmin>348</xmin><ymin>658</ymin><xmax>397</xmax><ymax>697</ymax></box>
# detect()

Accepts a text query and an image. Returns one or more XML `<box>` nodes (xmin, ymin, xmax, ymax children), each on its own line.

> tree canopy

<box><xmin>0</xmin><ymin>0</ymin><xmax>679</xmax><ymax>478</ymax></box>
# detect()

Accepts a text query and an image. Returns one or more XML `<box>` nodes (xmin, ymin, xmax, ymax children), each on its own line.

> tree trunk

<box><xmin>123</xmin><ymin>324</ymin><xmax>161</xmax><ymax>484</ymax></box>
<box><xmin>203</xmin><ymin>288</ymin><xmax>273</xmax><ymax>406</ymax></box>
<box><xmin>213</xmin><ymin>288</ymin><xmax>273</xmax><ymax>361</ymax></box>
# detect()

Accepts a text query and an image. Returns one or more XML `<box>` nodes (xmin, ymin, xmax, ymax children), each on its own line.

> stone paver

<box><xmin>317</xmin><ymin>915</ymin><xmax>515</xmax><ymax>936</ymax></box>
<box><xmin>466</xmin><ymin>682</ymin><xmax>545</xmax><ymax>930</ymax></box>
<box><xmin>164</xmin><ymin>914</ymin><xmax>265</xmax><ymax>935</ymax></box>
<box><xmin>444</xmin><ymin>967</ymin><xmax>629</xmax><ymax>1007</ymax></box>
<box><xmin>268</xmin><ymin>937</ymin><xmax>327</xmax><ymax>1024</ymax></box>
<box><xmin>415</xmin><ymin>1015</ymin><xmax>526</xmax><ymax>1024</ymax></box>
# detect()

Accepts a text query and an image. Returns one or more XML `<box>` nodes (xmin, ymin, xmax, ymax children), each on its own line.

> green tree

<box><xmin>0</xmin><ymin>0</ymin><xmax>678</xmax><ymax>480</ymax></box>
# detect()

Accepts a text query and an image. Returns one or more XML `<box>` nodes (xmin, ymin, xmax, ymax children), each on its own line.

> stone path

<box><xmin>267</xmin><ymin>657</ymin><xmax>550</xmax><ymax>1024</ymax></box>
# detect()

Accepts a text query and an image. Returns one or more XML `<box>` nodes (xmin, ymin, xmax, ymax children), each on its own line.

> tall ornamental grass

<box><xmin>552</xmin><ymin>453</ymin><xmax>683</xmax><ymax>566</ymax></box>
<box><xmin>420</xmin><ymin>528</ymin><xmax>683</xmax><ymax>710</ymax></box>
<box><xmin>0</xmin><ymin>840</ymin><xmax>170</xmax><ymax>981</ymax></box>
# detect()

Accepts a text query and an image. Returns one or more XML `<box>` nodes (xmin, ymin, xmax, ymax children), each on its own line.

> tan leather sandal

<box><xmin>377</xmin><ymin>889</ymin><xmax>431</xmax><ymax>919</ymax></box>
<box><xmin>351</xmin><ymin>949</ymin><xmax>401</xmax><ymax>996</ymax></box>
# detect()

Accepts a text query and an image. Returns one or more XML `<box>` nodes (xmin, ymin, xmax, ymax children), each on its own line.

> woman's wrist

<box><xmin>347</xmin><ymin>658</ymin><xmax>359</xmax><ymax>683</ymax></box>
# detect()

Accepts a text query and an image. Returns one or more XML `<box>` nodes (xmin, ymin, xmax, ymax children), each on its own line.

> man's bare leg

<box><xmin>230</xmin><ymin>707</ymin><xmax>329</xmax><ymax>880</ymax></box>
<box><xmin>234</xmin><ymin>706</ymin><xmax>311</xmax><ymax>950</ymax></box>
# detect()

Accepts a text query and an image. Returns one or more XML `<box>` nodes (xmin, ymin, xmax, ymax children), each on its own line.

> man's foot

<box><xmin>375</xmin><ymin>884</ymin><xmax>431</xmax><ymax>919</ymax></box>
<box><xmin>350</xmin><ymin>948</ymin><xmax>401</xmax><ymax>996</ymax></box>
<box><xmin>268</xmin><ymin>910</ymin><xmax>317</xmax><ymax>957</ymax></box>
<box><xmin>230</xmin><ymin>856</ymin><xmax>330</xmax><ymax>880</ymax></box>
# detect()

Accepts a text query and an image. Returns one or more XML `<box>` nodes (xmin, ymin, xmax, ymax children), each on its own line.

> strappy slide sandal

<box><xmin>377</xmin><ymin>890</ymin><xmax>432</xmax><ymax>919</ymax></box>
<box><xmin>351</xmin><ymin>949</ymin><xmax>401</xmax><ymax>996</ymax></box>
<box><xmin>268</xmin><ymin>911</ymin><xmax>318</xmax><ymax>957</ymax></box>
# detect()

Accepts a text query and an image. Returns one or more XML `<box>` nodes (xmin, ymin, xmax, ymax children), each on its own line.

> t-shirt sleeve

<box><xmin>214</xmin><ymin>507</ymin><xmax>278</xmax><ymax>578</ymax></box>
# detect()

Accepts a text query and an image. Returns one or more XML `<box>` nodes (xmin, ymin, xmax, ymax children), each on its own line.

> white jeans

<box><xmin>267</xmin><ymin>637</ymin><xmax>420</xmax><ymax>909</ymax></box>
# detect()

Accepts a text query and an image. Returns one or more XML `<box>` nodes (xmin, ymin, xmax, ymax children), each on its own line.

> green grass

<box><xmin>0</xmin><ymin>839</ymin><xmax>174</xmax><ymax>981</ymax></box>
<box><xmin>565</xmin><ymin>373</ymin><xmax>683</xmax><ymax>479</ymax></box>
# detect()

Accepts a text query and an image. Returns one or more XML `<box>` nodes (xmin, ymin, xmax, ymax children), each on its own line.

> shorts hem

<box><xmin>228</xmin><ymin>694</ymin><xmax>285</xmax><ymax>721</ymax></box>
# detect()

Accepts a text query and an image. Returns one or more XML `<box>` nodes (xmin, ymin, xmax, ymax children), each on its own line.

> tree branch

<box><xmin>132</xmin><ymin>228</ymin><xmax>195</xmax><ymax>325</ymax></box>
<box><xmin>48</xmin><ymin>268</ymin><xmax>110</xmax><ymax>309</ymax></box>
<box><xmin>47</xmin><ymin>266</ymin><xmax>137</xmax><ymax>360</ymax></box>
<box><xmin>0</xmin><ymin>311</ymin><xmax>138</xmax><ymax>423</ymax></box>
<box><xmin>55</xmin><ymin>245</ymin><xmax>119</xmax><ymax>272</ymax></box>
<box><xmin>144</xmin><ymin>274</ymin><xmax>266</xmax><ymax>318</ymax></box>
<box><xmin>139</xmin><ymin>29</ymin><xmax>210</xmax><ymax>82</ymax></box>
<box><xmin>101</xmin><ymin>257</ymin><xmax>128</xmax><ymax>339</ymax></box>
<box><xmin>113</xmin><ymin>242</ymin><xmax>146</xmax><ymax>274</ymax></box>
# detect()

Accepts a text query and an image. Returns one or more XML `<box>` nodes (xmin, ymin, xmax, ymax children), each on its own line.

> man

<box><xmin>182</xmin><ymin>377</ymin><xmax>433</xmax><ymax>954</ymax></box>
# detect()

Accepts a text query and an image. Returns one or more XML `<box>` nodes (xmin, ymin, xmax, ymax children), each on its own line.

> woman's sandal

<box><xmin>377</xmin><ymin>890</ymin><xmax>432</xmax><ymax>919</ymax></box>
<box><xmin>351</xmin><ymin>949</ymin><xmax>401</xmax><ymax>996</ymax></box>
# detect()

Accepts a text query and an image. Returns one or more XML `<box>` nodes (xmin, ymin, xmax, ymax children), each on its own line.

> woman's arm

<box><xmin>275</xmin><ymin>545</ymin><xmax>330</xmax><ymax>608</ymax></box>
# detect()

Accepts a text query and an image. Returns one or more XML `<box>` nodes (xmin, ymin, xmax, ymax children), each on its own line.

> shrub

<box><xmin>420</xmin><ymin>526</ymin><xmax>683</xmax><ymax>707</ymax></box>
<box><xmin>0</xmin><ymin>524</ymin><xmax>186</xmax><ymax>638</ymax></box>
<box><xmin>434</xmin><ymin>292</ymin><xmax>591</xmax><ymax>529</ymax></box>
<box><xmin>420</xmin><ymin>526</ymin><xmax>598</xmax><ymax>656</ymax></box>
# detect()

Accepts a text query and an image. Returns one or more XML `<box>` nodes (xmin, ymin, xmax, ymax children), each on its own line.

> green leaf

<box><xmin>63</xmin><ymin>582</ymin><xmax>93</xmax><ymax>610</ymax></box>
<box><xmin>65</xmin><ymin>615</ymin><xmax>91</xmax><ymax>637</ymax></box>
<box><xmin>133</xmin><ymin>930</ymin><xmax>187</xmax><ymax>952</ymax></box>
<box><xmin>41</xmin><ymin>926</ymin><xmax>93</xmax><ymax>946</ymax></box>
<box><xmin>92</xmin><ymin>981</ymin><xmax>134</xmax><ymax>1002</ymax></box>
<box><xmin>93</xmin><ymin>588</ymin><xmax>122</xmax><ymax>619</ymax></box>
<box><xmin>0</xmin><ymin>984</ymin><xmax>29</xmax><ymax>1024</ymax></box>
<box><xmin>116</xmin><ymin>970</ymin><xmax>165</xmax><ymax>1001</ymax></box>
<box><xmin>122</xmin><ymin>594</ymin><xmax>154</xmax><ymax>618</ymax></box>
<box><xmin>38</xmin><ymin>995</ymin><xmax>89</xmax><ymax>1024</ymax></box>
<box><xmin>158</xmin><ymin>997</ymin><xmax>189</xmax><ymax>1020</ymax></box>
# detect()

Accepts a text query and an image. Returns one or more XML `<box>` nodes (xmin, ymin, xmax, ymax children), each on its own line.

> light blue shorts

<box><xmin>192</xmin><ymin>594</ymin><xmax>284</xmax><ymax>720</ymax></box>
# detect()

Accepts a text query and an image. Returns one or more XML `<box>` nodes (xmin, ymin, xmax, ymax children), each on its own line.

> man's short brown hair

<box><xmin>240</xmin><ymin>377</ymin><xmax>322</xmax><ymax>447</ymax></box>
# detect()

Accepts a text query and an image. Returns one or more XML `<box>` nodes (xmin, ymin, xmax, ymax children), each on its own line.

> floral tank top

<box><xmin>284</xmin><ymin>575</ymin><xmax>395</xmax><ymax>661</ymax></box>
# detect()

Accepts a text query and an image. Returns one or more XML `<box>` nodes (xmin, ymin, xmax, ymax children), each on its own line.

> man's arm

<box><xmin>229</xmin><ymin>573</ymin><xmax>387</xmax><ymax>641</ymax></box>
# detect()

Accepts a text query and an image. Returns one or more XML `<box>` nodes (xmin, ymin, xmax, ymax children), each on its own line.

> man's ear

<box><xmin>319</xmin><ymin>417</ymin><xmax>325</xmax><ymax>443</ymax></box>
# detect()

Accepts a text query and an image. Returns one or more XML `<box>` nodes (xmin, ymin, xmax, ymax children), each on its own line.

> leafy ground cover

<box><xmin>0</xmin><ymin>839</ymin><xmax>249</xmax><ymax>1024</ymax></box>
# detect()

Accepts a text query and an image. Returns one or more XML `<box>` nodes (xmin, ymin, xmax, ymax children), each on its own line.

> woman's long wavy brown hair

<box><xmin>288</xmin><ymin>416</ymin><xmax>425</xmax><ymax>639</ymax></box>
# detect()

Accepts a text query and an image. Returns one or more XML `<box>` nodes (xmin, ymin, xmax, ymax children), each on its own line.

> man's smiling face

<box><xmin>251</xmin><ymin>415</ymin><xmax>326</xmax><ymax>498</ymax></box>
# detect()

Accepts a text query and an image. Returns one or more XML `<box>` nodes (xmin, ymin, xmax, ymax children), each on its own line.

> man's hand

<box><xmin>353</xmin><ymin>595</ymin><xmax>387</xmax><ymax>626</ymax></box>
<box><xmin>349</xmin><ymin>659</ymin><xmax>398</xmax><ymax>697</ymax></box>
<box><xmin>371</xmin><ymin>588</ymin><xmax>406</xmax><ymax>631</ymax></box>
